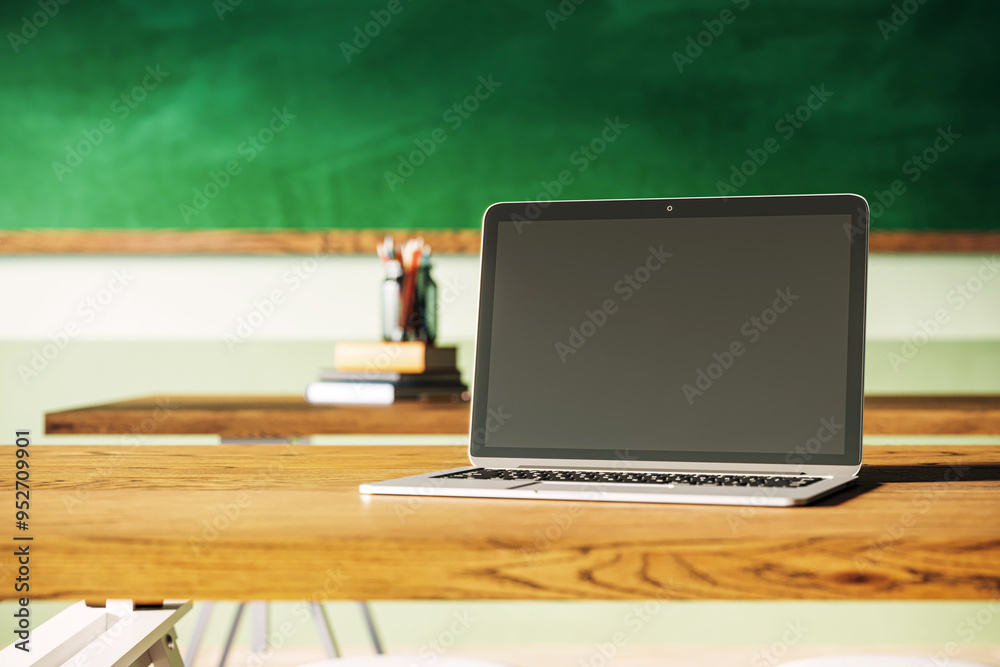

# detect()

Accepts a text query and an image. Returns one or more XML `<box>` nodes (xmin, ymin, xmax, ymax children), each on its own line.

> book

<box><xmin>305</xmin><ymin>381</ymin><xmax>468</xmax><ymax>405</ymax></box>
<box><xmin>305</xmin><ymin>382</ymin><xmax>394</xmax><ymax>405</ymax></box>
<box><xmin>332</xmin><ymin>341</ymin><xmax>457</xmax><ymax>373</ymax></box>
<box><xmin>317</xmin><ymin>369</ymin><xmax>463</xmax><ymax>384</ymax></box>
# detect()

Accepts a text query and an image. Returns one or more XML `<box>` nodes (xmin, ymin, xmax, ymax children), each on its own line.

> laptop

<box><xmin>360</xmin><ymin>194</ymin><xmax>869</xmax><ymax>506</ymax></box>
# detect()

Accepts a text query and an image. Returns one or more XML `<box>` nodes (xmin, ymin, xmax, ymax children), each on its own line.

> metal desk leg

<box><xmin>310</xmin><ymin>601</ymin><xmax>340</xmax><ymax>659</ymax></box>
<box><xmin>359</xmin><ymin>601</ymin><xmax>384</xmax><ymax>654</ymax></box>
<box><xmin>250</xmin><ymin>601</ymin><xmax>269</xmax><ymax>653</ymax></box>
<box><xmin>217</xmin><ymin>602</ymin><xmax>245</xmax><ymax>667</ymax></box>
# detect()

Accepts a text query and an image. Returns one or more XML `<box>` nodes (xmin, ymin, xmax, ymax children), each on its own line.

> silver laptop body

<box><xmin>361</xmin><ymin>194</ymin><xmax>869</xmax><ymax>507</ymax></box>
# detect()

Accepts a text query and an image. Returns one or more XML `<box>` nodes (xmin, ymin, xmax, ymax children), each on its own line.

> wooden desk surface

<box><xmin>44</xmin><ymin>394</ymin><xmax>1000</xmax><ymax>437</ymax></box>
<box><xmin>45</xmin><ymin>395</ymin><xmax>472</xmax><ymax>437</ymax></box>
<box><xmin>3</xmin><ymin>444</ymin><xmax>998</xmax><ymax>601</ymax></box>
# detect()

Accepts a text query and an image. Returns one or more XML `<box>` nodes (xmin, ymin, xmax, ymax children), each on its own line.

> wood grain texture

<box><xmin>45</xmin><ymin>395</ymin><xmax>472</xmax><ymax>437</ymax></box>
<box><xmin>864</xmin><ymin>395</ymin><xmax>1000</xmax><ymax>435</ymax></box>
<box><xmin>1</xmin><ymin>230</ymin><xmax>997</xmax><ymax>254</ymax></box>
<box><xmin>44</xmin><ymin>394</ymin><xmax>1000</xmax><ymax>438</ymax></box>
<box><xmin>1</xmin><ymin>445</ymin><xmax>997</xmax><ymax>601</ymax></box>
<box><xmin>868</xmin><ymin>232</ymin><xmax>1000</xmax><ymax>253</ymax></box>
<box><xmin>0</xmin><ymin>230</ymin><xmax>481</xmax><ymax>255</ymax></box>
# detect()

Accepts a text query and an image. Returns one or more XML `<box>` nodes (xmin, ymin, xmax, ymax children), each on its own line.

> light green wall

<box><xmin>2</xmin><ymin>600</ymin><xmax>999</xmax><ymax>657</ymax></box>
<box><xmin>3</xmin><ymin>339</ymin><xmax>999</xmax><ymax>445</ymax></box>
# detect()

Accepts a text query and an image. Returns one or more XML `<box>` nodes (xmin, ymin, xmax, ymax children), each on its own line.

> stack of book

<box><xmin>305</xmin><ymin>341</ymin><xmax>468</xmax><ymax>405</ymax></box>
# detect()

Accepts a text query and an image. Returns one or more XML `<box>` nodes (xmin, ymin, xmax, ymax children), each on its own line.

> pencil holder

<box><xmin>381</xmin><ymin>259</ymin><xmax>404</xmax><ymax>342</ymax></box>
<box><xmin>411</xmin><ymin>257</ymin><xmax>438</xmax><ymax>343</ymax></box>
<box><xmin>379</xmin><ymin>241</ymin><xmax>437</xmax><ymax>343</ymax></box>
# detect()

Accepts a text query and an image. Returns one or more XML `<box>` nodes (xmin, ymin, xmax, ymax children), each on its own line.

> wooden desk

<box><xmin>4</xmin><ymin>444</ymin><xmax>998</xmax><ymax>601</ymax></box>
<box><xmin>45</xmin><ymin>395</ymin><xmax>471</xmax><ymax>438</ymax></box>
<box><xmin>863</xmin><ymin>395</ymin><xmax>1000</xmax><ymax>435</ymax></box>
<box><xmin>43</xmin><ymin>394</ymin><xmax>1000</xmax><ymax>438</ymax></box>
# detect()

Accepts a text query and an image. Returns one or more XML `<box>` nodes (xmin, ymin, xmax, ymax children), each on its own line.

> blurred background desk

<box><xmin>44</xmin><ymin>394</ymin><xmax>1000</xmax><ymax>441</ymax></box>
<box><xmin>45</xmin><ymin>395</ymin><xmax>472</xmax><ymax>442</ymax></box>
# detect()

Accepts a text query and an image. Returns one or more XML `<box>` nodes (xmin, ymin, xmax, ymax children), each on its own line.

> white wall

<box><xmin>2</xmin><ymin>253</ymin><xmax>999</xmax><ymax>341</ymax></box>
<box><xmin>0</xmin><ymin>255</ymin><xmax>480</xmax><ymax>343</ymax></box>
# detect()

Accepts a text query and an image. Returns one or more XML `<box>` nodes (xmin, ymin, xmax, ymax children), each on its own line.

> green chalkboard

<box><xmin>1</xmin><ymin>0</ymin><xmax>997</xmax><ymax>232</ymax></box>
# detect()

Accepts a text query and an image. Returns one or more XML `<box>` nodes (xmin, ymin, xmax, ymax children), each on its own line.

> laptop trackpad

<box><xmin>432</xmin><ymin>478</ymin><xmax>539</xmax><ymax>490</ymax></box>
<box><xmin>527</xmin><ymin>481</ymin><xmax>674</xmax><ymax>495</ymax></box>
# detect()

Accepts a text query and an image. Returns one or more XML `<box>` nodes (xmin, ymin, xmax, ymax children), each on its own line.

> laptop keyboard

<box><xmin>437</xmin><ymin>468</ymin><xmax>823</xmax><ymax>488</ymax></box>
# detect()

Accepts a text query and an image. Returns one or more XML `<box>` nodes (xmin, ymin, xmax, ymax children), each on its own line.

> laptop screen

<box><xmin>472</xmin><ymin>196</ymin><xmax>867</xmax><ymax>467</ymax></box>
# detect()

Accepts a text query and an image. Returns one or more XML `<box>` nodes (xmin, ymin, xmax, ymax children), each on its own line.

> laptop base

<box><xmin>360</xmin><ymin>467</ymin><xmax>858</xmax><ymax>507</ymax></box>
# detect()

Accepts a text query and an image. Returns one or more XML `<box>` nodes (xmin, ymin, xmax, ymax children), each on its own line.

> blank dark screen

<box><xmin>483</xmin><ymin>215</ymin><xmax>853</xmax><ymax>458</ymax></box>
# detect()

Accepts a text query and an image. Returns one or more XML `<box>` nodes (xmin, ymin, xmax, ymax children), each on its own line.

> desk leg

<box><xmin>359</xmin><ymin>601</ymin><xmax>384</xmax><ymax>654</ymax></box>
<box><xmin>250</xmin><ymin>601</ymin><xmax>269</xmax><ymax>653</ymax></box>
<box><xmin>183</xmin><ymin>601</ymin><xmax>214</xmax><ymax>665</ymax></box>
<box><xmin>217</xmin><ymin>602</ymin><xmax>245</xmax><ymax>667</ymax></box>
<box><xmin>310</xmin><ymin>601</ymin><xmax>340</xmax><ymax>659</ymax></box>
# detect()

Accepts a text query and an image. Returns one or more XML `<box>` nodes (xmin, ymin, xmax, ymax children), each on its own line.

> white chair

<box><xmin>780</xmin><ymin>656</ymin><xmax>991</xmax><ymax>667</ymax></box>
<box><xmin>300</xmin><ymin>659</ymin><xmax>513</xmax><ymax>667</ymax></box>
<box><xmin>0</xmin><ymin>600</ymin><xmax>191</xmax><ymax>667</ymax></box>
